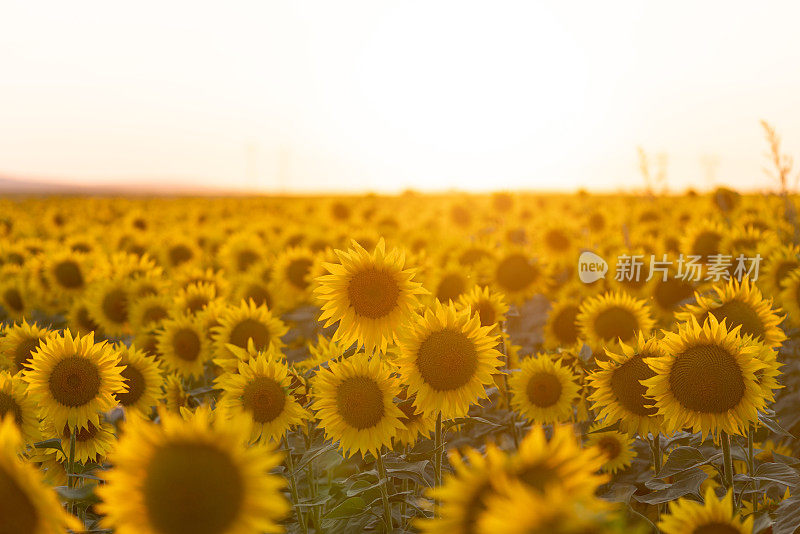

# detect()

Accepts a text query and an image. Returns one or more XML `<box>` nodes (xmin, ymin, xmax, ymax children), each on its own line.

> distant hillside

<box><xmin>0</xmin><ymin>174</ymin><xmax>236</xmax><ymax>196</ymax></box>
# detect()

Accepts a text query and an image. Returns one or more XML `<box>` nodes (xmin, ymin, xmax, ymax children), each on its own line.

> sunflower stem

<box><xmin>747</xmin><ymin>425</ymin><xmax>758</xmax><ymax>514</ymax></box>
<box><xmin>434</xmin><ymin>411</ymin><xmax>443</xmax><ymax>517</ymax></box>
<box><xmin>67</xmin><ymin>424</ymin><xmax>77</xmax><ymax>515</ymax></box>
<box><xmin>721</xmin><ymin>431</ymin><xmax>735</xmax><ymax>513</ymax></box>
<box><xmin>376</xmin><ymin>448</ymin><xmax>394</xmax><ymax>532</ymax></box>
<box><xmin>401</xmin><ymin>444</ymin><xmax>409</xmax><ymax>529</ymax></box>
<box><xmin>499</xmin><ymin>321</ymin><xmax>519</xmax><ymax>449</ymax></box>
<box><xmin>283</xmin><ymin>434</ymin><xmax>308</xmax><ymax>534</ymax></box>
<box><xmin>649</xmin><ymin>435</ymin><xmax>663</xmax><ymax>521</ymax></box>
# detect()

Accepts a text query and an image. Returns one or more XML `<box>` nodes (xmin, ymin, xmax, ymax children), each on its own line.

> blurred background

<box><xmin>1</xmin><ymin>0</ymin><xmax>799</xmax><ymax>194</ymax></box>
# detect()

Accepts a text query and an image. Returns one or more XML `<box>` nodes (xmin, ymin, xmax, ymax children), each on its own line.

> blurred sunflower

<box><xmin>586</xmin><ymin>426</ymin><xmax>635</xmax><ymax>474</ymax></box>
<box><xmin>23</xmin><ymin>330</ymin><xmax>127</xmax><ymax>432</ymax></box>
<box><xmin>418</xmin><ymin>444</ymin><xmax>506</xmax><ymax>534</ymax></box>
<box><xmin>760</xmin><ymin>243</ymin><xmax>800</xmax><ymax>301</ymax></box>
<box><xmin>477</xmin><ymin>479</ymin><xmax>611</xmax><ymax>534</ymax></box>
<box><xmin>315</xmin><ymin>238</ymin><xmax>427</xmax><ymax>353</ymax></box>
<box><xmin>456</xmin><ymin>284</ymin><xmax>508</xmax><ymax>330</ymax></box>
<box><xmin>0</xmin><ymin>320</ymin><xmax>54</xmax><ymax>375</ymax></box>
<box><xmin>212</xmin><ymin>299</ymin><xmax>287</xmax><ymax>362</ymax></box>
<box><xmin>311</xmin><ymin>351</ymin><xmax>404</xmax><ymax>457</ymax></box>
<box><xmin>677</xmin><ymin>277</ymin><xmax>785</xmax><ymax>348</ymax></box>
<box><xmin>489</xmin><ymin>249</ymin><xmax>546</xmax><ymax>304</ymax></box>
<box><xmin>644</xmin><ymin>315</ymin><xmax>779</xmax><ymax>438</ymax></box>
<box><xmin>0</xmin><ymin>371</ymin><xmax>41</xmax><ymax>445</ymax></box>
<box><xmin>659</xmin><ymin>487</ymin><xmax>752</xmax><ymax>534</ymax></box>
<box><xmin>160</xmin><ymin>374</ymin><xmax>190</xmax><ymax>414</ymax></box>
<box><xmin>271</xmin><ymin>246</ymin><xmax>318</xmax><ymax>307</ymax></box>
<box><xmin>431</xmin><ymin>263</ymin><xmax>474</xmax><ymax>304</ymax></box>
<box><xmin>0</xmin><ymin>417</ymin><xmax>81</xmax><ymax>533</ymax></box>
<box><xmin>86</xmin><ymin>277</ymin><xmax>131</xmax><ymax>337</ymax></box>
<box><xmin>0</xmin><ymin>269</ymin><xmax>30</xmax><ymax>321</ymax></box>
<box><xmin>128</xmin><ymin>293</ymin><xmax>172</xmax><ymax>335</ymax></box>
<box><xmin>681</xmin><ymin>219</ymin><xmax>727</xmax><ymax>263</ymax></box>
<box><xmin>97</xmin><ymin>407</ymin><xmax>289</xmax><ymax>534</ymax></box>
<box><xmin>587</xmin><ymin>333</ymin><xmax>664</xmax><ymax>437</ymax></box>
<box><xmin>509</xmin><ymin>354</ymin><xmax>580</xmax><ymax>424</ymax></box>
<box><xmin>66</xmin><ymin>297</ymin><xmax>105</xmax><ymax>337</ymax></box>
<box><xmin>506</xmin><ymin>424</ymin><xmax>607</xmax><ymax>498</ymax></box>
<box><xmin>156</xmin><ymin>314</ymin><xmax>210</xmax><ymax>380</ymax></box>
<box><xmin>174</xmin><ymin>282</ymin><xmax>221</xmax><ymax>316</ymax></box>
<box><xmin>397</xmin><ymin>301</ymin><xmax>503</xmax><ymax>419</ymax></box>
<box><xmin>216</xmin><ymin>347</ymin><xmax>309</xmax><ymax>443</ymax></box>
<box><xmin>577</xmin><ymin>291</ymin><xmax>655</xmax><ymax>350</ymax></box>
<box><xmin>114</xmin><ymin>344</ymin><xmax>163</xmax><ymax>417</ymax></box>
<box><xmin>542</xmin><ymin>299</ymin><xmax>582</xmax><ymax>350</ymax></box>
<box><xmin>42</xmin><ymin>249</ymin><xmax>91</xmax><ymax>299</ymax></box>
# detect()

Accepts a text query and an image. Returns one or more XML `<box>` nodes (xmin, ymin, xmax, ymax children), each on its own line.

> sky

<box><xmin>1</xmin><ymin>1</ymin><xmax>800</xmax><ymax>193</ymax></box>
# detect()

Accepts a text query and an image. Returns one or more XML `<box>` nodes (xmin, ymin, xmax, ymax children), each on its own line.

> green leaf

<box><xmin>443</xmin><ymin>416</ymin><xmax>503</xmax><ymax>430</ymax></box>
<box><xmin>758</xmin><ymin>413</ymin><xmax>795</xmax><ymax>439</ymax></box>
<box><xmin>773</xmin><ymin>496</ymin><xmax>800</xmax><ymax>534</ymax></box>
<box><xmin>751</xmin><ymin>462</ymin><xmax>800</xmax><ymax>487</ymax></box>
<box><xmin>294</xmin><ymin>494</ymin><xmax>333</xmax><ymax>508</ymax></box>
<box><xmin>55</xmin><ymin>483</ymin><xmax>99</xmax><ymax>503</ymax></box>
<box><xmin>293</xmin><ymin>441</ymin><xmax>338</xmax><ymax>475</ymax></box>
<box><xmin>385</xmin><ymin>459</ymin><xmax>433</xmax><ymax>487</ymax></box>
<box><xmin>597</xmin><ymin>483</ymin><xmax>637</xmax><ymax>504</ymax></box>
<box><xmin>635</xmin><ymin>468</ymin><xmax>707</xmax><ymax>505</ymax></box>
<box><xmin>655</xmin><ymin>446</ymin><xmax>718</xmax><ymax>478</ymax></box>
<box><xmin>323</xmin><ymin>497</ymin><xmax>368</xmax><ymax>519</ymax></box>
<box><xmin>33</xmin><ymin>438</ymin><xmax>64</xmax><ymax>453</ymax></box>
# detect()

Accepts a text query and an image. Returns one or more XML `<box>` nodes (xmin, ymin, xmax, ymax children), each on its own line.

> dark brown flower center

<box><xmin>48</xmin><ymin>356</ymin><xmax>101</xmax><ymax>407</ymax></box>
<box><xmin>415</xmin><ymin>328</ymin><xmax>478</xmax><ymax>391</ymax></box>
<box><xmin>347</xmin><ymin>268</ymin><xmax>400</xmax><ymax>319</ymax></box>
<box><xmin>669</xmin><ymin>344</ymin><xmax>745</xmax><ymax>413</ymax></box>
<box><xmin>335</xmin><ymin>376</ymin><xmax>385</xmax><ymax>429</ymax></box>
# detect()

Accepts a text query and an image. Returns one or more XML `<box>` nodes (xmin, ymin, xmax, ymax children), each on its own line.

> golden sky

<box><xmin>2</xmin><ymin>1</ymin><xmax>800</xmax><ymax>193</ymax></box>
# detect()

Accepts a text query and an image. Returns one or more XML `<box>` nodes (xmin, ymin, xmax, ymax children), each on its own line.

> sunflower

<box><xmin>393</xmin><ymin>387</ymin><xmax>436</xmax><ymax>447</ymax></box>
<box><xmin>311</xmin><ymin>351</ymin><xmax>404</xmax><ymax>457</ymax></box>
<box><xmin>576</xmin><ymin>291</ymin><xmax>655</xmax><ymax>351</ymax></box>
<box><xmin>0</xmin><ymin>416</ymin><xmax>81</xmax><ymax>533</ymax></box>
<box><xmin>505</xmin><ymin>424</ymin><xmax>608</xmax><ymax>498</ymax></box>
<box><xmin>644</xmin><ymin>315</ymin><xmax>779</xmax><ymax>438</ymax></box>
<box><xmin>509</xmin><ymin>354</ymin><xmax>580</xmax><ymax>424</ymax></box>
<box><xmin>586</xmin><ymin>425</ymin><xmax>636</xmax><ymax>474</ymax></box>
<box><xmin>114</xmin><ymin>344</ymin><xmax>164</xmax><ymax>417</ymax></box>
<box><xmin>212</xmin><ymin>299</ymin><xmax>288</xmax><ymax>363</ymax></box>
<box><xmin>42</xmin><ymin>249</ymin><xmax>91</xmax><ymax>298</ymax></box>
<box><xmin>96</xmin><ymin>407</ymin><xmax>289</xmax><ymax>534</ymax></box>
<box><xmin>159</xmin><ymin>236</ymin><xmax>201</xmax><ymax>271</ymax></box>
<box><xmin>759</xmin><ymin>243</ymin><xmax>800</xmax><ymax>300</ymax></box>
<box><xmin>66</xmin><ymin>297</ymin><xmax>105</xmax><ymax>337</ymax></box>
<box><xmin>86</xmin><ymin>277</ymin><xmax>131</xmax><ymax>337</ymax></box>
<box><xmin>128</xmin><ymin>293</ymin><xmax>172</xmax><ymax>335</ymax></box>
<box><xmin>489</xmin><ymin>249</ymin><xmax>546</xmax><ymax>304</ymax></box>
<box><xmin>231</xmin><ymin>274</ymin><xmax>275</xmax><ymax>311</ymax></box>
<box><xmin>430</xmin><ymin>263</ymin><xmax>475</xmax><ymax>304</ymax></box>
<box><xmin>23</xmin><ymin>330</ymin><xmax>127</xmax><ymax>432</ymax></box>
<box><xmin>41</xmin><ymin>419</ymin><xmax>116</xmax><ymax>464</ymax></box>
<box><xmin>174</xmin><ymin>282</ymin><xmax>221</xmax><ymax>316</ymax></box>
<box><xmin>0</xmin><ymin>269</ymin><xmax>30</xmax><ymax>321</ymax></box>
<box><xmin>646</xmin><ymin>270</ymin><xmax>699</xmax><ymax>324</ymax></box>
<box><xmin>681</xmin><ymin>219</ymin><xmax>727</xmax><ymax>264</ymax></box>
<box><xmin>315</xmin><ymin>238</ymin><xmax>427</xmax><ymax>354</ymax></box>
<box><xmin>397</xmin><ymin>301</ymin><xmax>503</xmax><ymax>419</ymax></box>
<box><xmin>0</xmin><ymin>371</ymin><xmax>41</xmax><ymax>445</ymax></box>
<box><xmin>677</xmin><ymin>277</ymin><xmax>786</xmax><ymax>348</ymax></box>
<box><xmin>477</xmin><ymin>479</ymin><xmax>611</xmax><ymax>534</ymax></box>
<box><xmin>586</xmin><ymin>333</ymin><xmax>664</xmax><ymax>437</ymax></box>
<box><xmin>270</xmin><ymin>246</ymin><xmax>318</xmax><ymax>307</ymax></box>
<box><xmin>218</xmin><ymin>232</ymin><xmax>266</xmax><ymax>274</ymax></box>
<box><xmin>216</xmin><ymin>347</ymin><xmax>309</xmax><ymax>443</ymax></box>
<box><xmin>160</xmin><ymin>374</ymin><xmax>190</xmax><ymax>413</ymax></box>
<box><xmin>156</xmin><ymin>314</ymin><xmax>211</xmax><ymax>380</ymax></box>
<box><xmin>0</xmin><ymin>320</ymin><xmax>54</xmax><ymax>375</ymax></box>
<box><xmin>659</xmin><ymin>487</ymin><xmax>752</xmax><ymax>534</ymax></box>
<box><xmin>542</xmin><ymin>299</ymin><xmax>582</xmax><ymax>350</ymax></box>
<box><xmin>456</xmin><ymin>284</ymin><xmax>509</xmax><ymax>330</ymax></box>
<box><xmin>175</xmin><ymin>267</ymin><xmax>230</xmax><ymax>299</ymax></box>
<box><xmin>418</xmin><ymin>444</ymin><xmax>506</xmax><ymax>534</ymax></box>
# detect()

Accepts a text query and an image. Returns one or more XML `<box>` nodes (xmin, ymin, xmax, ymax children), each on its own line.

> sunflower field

<box><xmin>2</xmin><ymin>190</ymin><xmax>800</xmax><ymax>534</ymax></box>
